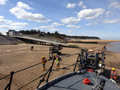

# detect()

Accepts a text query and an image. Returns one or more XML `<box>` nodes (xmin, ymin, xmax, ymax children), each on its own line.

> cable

<box><xmin>0</xmin><ymin>53</ymin><xmax>78</xmax><ymax>80</ymax></box>
<box><xmin>0</xmin><ymin>74</ymin><xmax>11</xmax><ymax>80</ymax></box>
<box><xmin>89</xmin><ymin>71</ymin><xmax>98</xmax><ymax>85</ymax></box>
<box><xmin>0</xmin><ymin>59</ymin><xmax>52</xmax><ymax>80</ymax></box>
<box><xmin>0</xmin><ymin>53</ymin><xmax>78</xmax><ymax>90</ymax></box>
<box><xmin>17</xmin><ymin>74</ymin><xmax>45</xmax><ymax>90</ymax></box>
<box><xmin>14</xmin><ymin>59</ymin><xmax>52</xmax><ymax>74</ymax></box>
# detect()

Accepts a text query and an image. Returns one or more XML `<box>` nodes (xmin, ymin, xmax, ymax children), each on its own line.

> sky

<box><xmin>0</xmin><ymin>0</ymin><xmax>120</xmax><ymax>40</ymax></box>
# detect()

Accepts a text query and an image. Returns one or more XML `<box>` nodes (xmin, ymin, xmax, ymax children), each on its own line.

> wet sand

<box><xmin>0</xmin><ymin>41</ymin><xmax>120</xmax><ymax>90</ymax></box>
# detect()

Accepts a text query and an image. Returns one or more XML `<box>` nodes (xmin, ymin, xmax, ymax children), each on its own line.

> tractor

<box><xmin>78</xmin><ymin>47</ymin><xmax>105</xmax><ymax>74</ymax></box>
<box><xmin>49</xmin><ymin>44</ymin><xmax>63</xmax><ymax>59</ymax></box>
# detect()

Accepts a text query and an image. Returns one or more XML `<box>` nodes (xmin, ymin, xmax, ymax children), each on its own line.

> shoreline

<box><xmin>106</xmin><ymin>41</ymin><xmax>120</xmax><ymax>54</ymax></box>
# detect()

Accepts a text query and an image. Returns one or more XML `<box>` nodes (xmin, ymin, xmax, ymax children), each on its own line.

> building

<box><xmin>7</xmin><ymin>30</ymin><xmax>22</xmax><ymax>36</ymax></box>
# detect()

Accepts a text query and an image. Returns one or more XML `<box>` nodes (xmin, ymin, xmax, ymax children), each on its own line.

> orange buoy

<box><xmin>83</xmin><ymin>78</ymin><xmax>91</xmax><ymax>85</ymax></box>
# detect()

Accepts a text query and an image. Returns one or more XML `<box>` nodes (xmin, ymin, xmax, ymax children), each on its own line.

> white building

<box><xmin>8</xmin><ymin>30</ymin><xmax>21</xmax><ymax>36</ymax></box>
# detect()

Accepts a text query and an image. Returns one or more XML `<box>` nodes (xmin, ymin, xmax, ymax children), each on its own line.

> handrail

<box><xmin>4</xmin><ymin>71</ymin><xmax>14</xmax><ymax>90</ymax></box>
<box><xmin>17</xmin><ymin>74</ymin><xmax>45</xmax><ymax>90</ymax></box>
<box><xmin>0</xmin><ymin>74</ymin><xmax>11</xmax><ymax>81</ymax></box>
<box><xmin>0</xmin><ymin>53</ymin><xmax>78</xmax><ymax>90</ymax></box>
<box><xmin>0</xmin><ymin>59</ymin><xmax>52</xmax><ymax>81</ymax></box>
<box><xmin>36</xmin><ymin>57</ymin><xmax>56</xmax><ymax>89</ymax></box>
<box><xmin>0</xmin><ymin>59</ymin><xmax>52</xmax><ymax>90</ymax></box>
<box><xmin>18</xmin><ymin>63</ymin><xmax>75</xmax><ymax>90</ymax></box>
<box><xmin>73</xmin><ymin>54</ymin><xmax>81</xmax><ymax>72</ymax></box>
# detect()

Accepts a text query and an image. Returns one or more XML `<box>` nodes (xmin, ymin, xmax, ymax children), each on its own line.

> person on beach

<box><xmin>111</xmin><ymin>67</ymin><xmax>117</xmax><ymax>81</ymax></box>
<box><xmin>41</xmin><ymin>56</ymin><xmax>47</xmax><ymax>71</ymax></box>
<box><xmin>104</xmin><ymin>46</ymin><xmax>106</xmax><ymax>50</ymax></box>
<box><xmin>53</xmin><ymin>54</ymin><xmax>60</xmax><ymax>69</ymax></box>
<box><xmin>31</xmin><ymin>46</ymin><xmax>34</xmax><ymax>51</ymax></box>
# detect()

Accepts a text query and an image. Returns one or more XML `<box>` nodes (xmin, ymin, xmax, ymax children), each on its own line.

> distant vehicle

<box><xmin>11</xmin><ymin>41</ymin><xmax>17</xmax><ymax>45</ymax></box>
<box><xmin>49</xmin><ymin>44</ymin><xmax>63</xmax><ymax>59</ymax></box>
<box><xmin>38</xmin><ymin>32</ymin><xmax>46</xmax><ymax>37</ymax></box>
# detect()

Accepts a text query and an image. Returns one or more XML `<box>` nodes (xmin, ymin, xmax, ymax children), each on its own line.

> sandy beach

<box><xmin>0</xmin><ymin>41</ymin><xmax>120</xmax><ymax>90</ymax></box>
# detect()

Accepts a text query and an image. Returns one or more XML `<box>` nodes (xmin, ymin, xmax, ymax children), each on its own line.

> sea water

<box><xmin>107</xmin><ymin>42</ymin><xmax>120</xmax><ymax>53</ymax></box>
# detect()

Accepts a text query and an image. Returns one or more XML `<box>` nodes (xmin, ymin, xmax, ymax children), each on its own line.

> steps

<box><xmin>0</xmin><ymin>35</ymin><xmax>11</xmax><ymax>45</ymax></box>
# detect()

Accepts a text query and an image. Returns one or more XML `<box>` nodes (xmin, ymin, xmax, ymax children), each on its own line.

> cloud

<box><xmin>73</xmin><ymin>11</ymin><xmax>77</xmax><ymax>14</ymax></box>
<box><xmin>0</xmin><ymin>0</ymin><xmax>7</xmax><ymax>5</ymax></box>
<box><xmin>34</xmin><ymin>25</ymin><xmax>59</xmax><ymax>31</ymax></box>
<box><xmin>49</xmin><ymin>29</ymin><xmax>59</xmax><ymax>31</ymax></box>
<box><xmin>78</xmin><ymin>1</ymin><xmax>87</xmax><ymax>9</ymax></box>
<box><xmin>17</xmin><ymin>2</ymin><xmax>33</xmax><ymax>10</ymax></box>
<box><xmin>109</xmin><ymin>2</ymin><xmax>120</xmax><ymax>10</ymax></box>
<box><xmin>0</xmin><ymin>16</ymin><xmax>28</xmax><ymax>28</ymax></box>
<box><xmin>103</xmin><ymin>19</ymin><xmax>120</xmax><ymax>23</ymax></box>
<box><xmin>52</xmin><ymin>22</ymin><xmax>64</xmax><ymax>26</ymax></box>
<box><xmin>30</xmin><ymin>2</ymin><xmax>34</xmax><ymax>4</ymax></box>
<box><xmin>0</xmin><ymin>30</ymin><xmax>7</xmax><ymax>35</ymax></box>
<box><xmin>34</xmin><ymin>25</ymin><xmax>55</xmax><ymax>29</ymax></box>
<box><xmin>106</xmin><ymin>11</ymin><xmax>111</xmax><ymax>17</ymax></box>
<box><xmin>0</xmin><ymin>16</ymin><xmax>12</xmax><ymax>24</ymax></box>
<box><xmin>85</xmin><ymin>23</ymin><xmax>92</xmax><ymax>26</ymax></box>
<box><xmin>11</xmin><ymin>22</ymin><xmax>28</xmax><ymax>26</ymax></box>
<box><xmin>66</xmin><ymin>25</ymin><xmax>80</xmax><ymax>29</ymax></box>
<box><xmin>39</xmin><ymin>25</ymin><xmax>54</xmax><ymax>29</ymax></box>
<box><xmin>59</xmin><ymin>31</ymin><xmax>64</xmax><ymax>34</ymax></box>
<box><xmin>9</xmin><ymin>2</ymin><xmax>50</xmax><ymax>23</ymax></box>
<box><xmin>68</xmin><ymin>30</ymin><xmax>72</xmax><ymax>33</ymax></box>
<box><xmin>61</xmin><ymin>17</ymin><xmax>81</xmax><ymax>24</ymax></box>
<box><xmin>78</xmin><ymin>1</ymin><xmax>83</xmax><ymax>6</ymax></box>
<box><xmin>0</xmin><ymin>25</ymin><xmax>23</xmax><ymax>29</ymax></box>
<box><xmin>94</xmin><ymin>19</ymin><xmax>99</xmax><ymax>25</ymax></box>
<box><xmin>66</xmin><ymin>3</ymin><xmax>76</xmax><ymax>8</ymax></box>
<box><xmin>0</xmin><ymin>16</ymin><xmax>28</xmax><ymax>30</ymax></box>
<box><xmin>106</xmin><ymin>11</ymin><xmax>110</xmax><ymax>15</ymax></box>
<box><xmin>0</xmin><ymin>16</ymin><xmax>3</xmax><ymax>19</ymax></box>
<box><xmin>82</xmin><ymin>5</ymin><xmax>87</xmax><ymax>9</ymax></box>
<box><xmin>77</xmin><ymin>8</ymin><xmax>105</xmax><ymax>19</ymax></box>
<box><xmin>94</xmin><ymin>22</ymin><xmax>97</xmax><ymax>25</ymax></box>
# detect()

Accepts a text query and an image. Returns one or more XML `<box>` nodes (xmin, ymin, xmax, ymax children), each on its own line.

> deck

<box><xmin>37</xmin><ymin>72</ymin><xmax>120</xmax><ymax>90</ymax></box>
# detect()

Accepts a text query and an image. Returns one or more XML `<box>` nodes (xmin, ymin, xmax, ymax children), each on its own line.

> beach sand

<box><xmin>0</xmin><ymin>41</ymin><xmax>120</xmax><ymax>90</ymax></box>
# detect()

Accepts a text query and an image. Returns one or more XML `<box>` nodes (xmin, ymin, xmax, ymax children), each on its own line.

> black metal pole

<box><xmin>4</xmin><ymin>83</ymin><xmax>9</xmax><ymax>90</ymax></box>
<box><xmin>8</xmin><ymin>71</ymin><xmax>14</xmax><ymax>90</ymax></box>
<box><xmin>4</xmin><ymin>71</ymin><xmax>14</xmax><ymax>90</ymax></box>
<box><xmin>4</xmin><ymin>71</ymin><xmax>15</xmax><ymax>90</ymax></box>
<box><xmin>46</xmin><ymin>57</ymin><xmax>55</xmax><ymax>83</ymax></box>
<box><xmin>73</xmin><ymin>54</ymin><xmax>80</xmax><ymax>72</ymax></box>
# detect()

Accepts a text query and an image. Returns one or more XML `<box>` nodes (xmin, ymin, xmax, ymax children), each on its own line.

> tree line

<box><xmin>8</xmin><ymin>29</ymin><xmax>100</xmax><ymax>39</ymax></box>
<box><xmin>46</xmin><ymin>31</ymin><xmax>100</xmax><ymax>39</ymax></box>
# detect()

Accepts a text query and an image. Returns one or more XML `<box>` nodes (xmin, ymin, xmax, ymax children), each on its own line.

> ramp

<box><xmin>11</xmin><ymin>35</ymin><xmax>68</xmax><ymax>46</ymax></box>
<box><xmin>0</xmin><ymin>35</ymin><xmax>11</xmax><ymax>45</ymax></box>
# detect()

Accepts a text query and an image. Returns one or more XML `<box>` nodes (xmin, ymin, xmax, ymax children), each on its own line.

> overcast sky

<box><xmin>0</xmin><ymin>0</ymin><xmax>120</xmax><ymax>39</ymax></box>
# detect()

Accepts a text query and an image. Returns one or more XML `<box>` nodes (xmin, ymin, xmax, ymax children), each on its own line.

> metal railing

<box><xmin>36</xmin><ymin>57</ymin><xmax>55</xmax><ymax>89</ymax></box>
<box><xmin>0</xmin><ymin>58</ymin><xmax>52</xmax><ymax>90</ymax></box>
<box><xmin>0</xmin><ymin>53</ymin><xmax>78</xmax><ymax>90</ymax></box>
